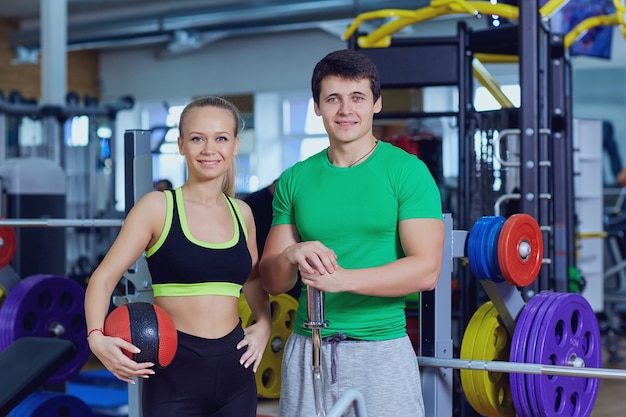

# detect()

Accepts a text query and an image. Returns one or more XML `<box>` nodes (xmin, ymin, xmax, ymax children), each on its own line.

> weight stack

<box><xmin>0</xmin><ymin>157</ymin><xmax>66</xmax><ymax>277</ymax></box>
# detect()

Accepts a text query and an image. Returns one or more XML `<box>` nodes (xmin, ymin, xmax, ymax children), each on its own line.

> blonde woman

<box><xmin>85</xmin><ymin>96</ymin><xmax>270</xmax><ymax>416</ymax></box>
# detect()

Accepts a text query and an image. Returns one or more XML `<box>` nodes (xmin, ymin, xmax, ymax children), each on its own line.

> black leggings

<box><xmin>142</xmin><ymin>322</ymin><xmax>257</xmax><ymax>417</ymax></box>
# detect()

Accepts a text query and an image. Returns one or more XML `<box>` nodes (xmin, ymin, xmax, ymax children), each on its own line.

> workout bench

<box><xmin>0</xmin><ymin>337</ymin><xmax>77</xmax><ymax>415</ymax></box>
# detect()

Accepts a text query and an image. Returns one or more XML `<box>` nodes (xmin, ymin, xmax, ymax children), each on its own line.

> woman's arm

<box><xmin>237</xmin><ymin>200</ymin><xmax>271</xmax><ymax>372</ymax></box>
<box><xmin>84</xmin><ymin>191</ymin><xmax>166</xmax><ymax>382</ymax></box>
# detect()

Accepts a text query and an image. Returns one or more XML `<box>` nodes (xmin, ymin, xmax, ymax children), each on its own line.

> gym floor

<box><xmin>81</xmin><ymin>343</ymin><xmax>626</xmax><ymax>417</ymax></box>
<box><xmin>256</xmin><ymin>398</ymin><xmax>279</xmax><ymax>416</ymax></box>
<box><xmin>256</xmin><ymin>341</ymin><xmax>626</xmax><ymax>417</ymax></box>
<box><xmin>590</xmin><ymin>350</ymin><xmax>626</xmax><ymax>417</ymax></box>
<box><xmin>252</xmin><ymin>352</ymin><xmax>626</xmax><ymax>417</ymax></box>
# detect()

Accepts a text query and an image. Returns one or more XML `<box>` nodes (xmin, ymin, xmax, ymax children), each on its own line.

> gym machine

<box><xmin>303</xmin><ymin>211</ymin><xmax>626</xmax><ymax>417</ymax></box>
<box><xmin>343</xmin><ymin>1</ymin><xmax>626</xmax><ymax>416</ymax></box>
<box><xmin>0</xmin><ymin>91</ymin><xmax>134</xmax><ymax>280</ymax></box>
<box><xmin>342</xmin><ymin>0</ymin><xmax>626</xmax><ymax>353</ymax></box>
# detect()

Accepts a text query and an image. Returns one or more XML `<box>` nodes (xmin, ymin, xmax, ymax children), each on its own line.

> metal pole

<box><xmin>0</xmin><ymin>113</ymin><xmax>6</xmax><ymax>163</ymax></box>
<box><xmin>123</xmin><ymin>129</ymin><xmax>154</xmax><ymax>417</ymax></box>
<box><xmin>40</xmin><ymin>0</ymin><xmax>67</xmax><ymax>165</ymax></box>
<box><xmin>304</xmin><ymin>286</ymin><xmax>328</xmax><ymax>417</ymax></box>
<box><xmin>421</xmin><ymin>214</ymin><xmax>454</xmax><ymax>417</ymax></box>
<box><xmin>0</xmin><ymin>219</ymin><xmax>123</xmax><ymax>228</ymax></box>
<box><xmin>326</xmin><ymin>389</ymin><xmax>368</xmax><ymax>417</ymax></box>
<box><xmin>417</xmin><ymin>357</ymin><xmax>626</xmax><ymax>380</ymax></box>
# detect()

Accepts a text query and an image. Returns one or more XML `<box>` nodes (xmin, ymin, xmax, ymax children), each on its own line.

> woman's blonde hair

<box><xmin>178</xmin><ymin>96</ymin><xmax>243</xmax><ymax>196</ymax></box>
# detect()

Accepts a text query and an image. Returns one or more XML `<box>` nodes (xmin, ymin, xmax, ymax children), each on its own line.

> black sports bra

<box><xmin>146</xmin><ymin>188</ymin><xmax>252</xmax><ymax>297</ymax></box>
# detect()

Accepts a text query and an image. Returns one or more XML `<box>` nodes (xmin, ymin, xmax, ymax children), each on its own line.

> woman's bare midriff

<box><xmin>154</xmin><ymin>294</ymin><xmax>240</xmax><ymax>339</ymax></box>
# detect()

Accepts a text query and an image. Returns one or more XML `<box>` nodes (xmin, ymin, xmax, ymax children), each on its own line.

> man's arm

<box><xmin>260</xmin><ymin>223</ymin><xmax>339</xmax><ymax>296</ymax></box>
<box><xmin>299</xmin><ymin>218</ymin><xmax>444</xmax><ymax>297</ymax></box>
<box><xmin>259</xmin><ymin>224</ymin><xmax>301</xmax><ymax>295</ymax></box>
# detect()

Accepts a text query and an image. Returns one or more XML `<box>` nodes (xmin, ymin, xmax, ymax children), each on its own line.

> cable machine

<box><xmin>346</xmin><ymin>0</ymin><xmax>580</xmax><ymax>337</ymax></box>
<box><xmin>0</xmin><ymin>91</ymin><xmax>134</xmax><ymax>279</ymax></box>
<box><xmin>341</xmin><ymin>1</ymin><xmax>615</xmax><ymax>415</ymax></box>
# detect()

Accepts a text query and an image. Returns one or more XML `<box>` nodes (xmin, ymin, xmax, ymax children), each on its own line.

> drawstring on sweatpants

<box><xmin>324</xmin><ymin>332</ymin><xmax>347</xmax><ymax>384</ymax></box>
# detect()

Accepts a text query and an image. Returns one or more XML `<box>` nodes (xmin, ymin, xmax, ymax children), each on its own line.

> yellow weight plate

<box><xmin>472</xmin><ymin>304</ymin><xmax>515</xmax><ymax>417</ymax></box>
<box><xmin>470</xmin><ymin>302</ymin><xmax>495</xmax><ymax>417</ymax></box>
<box><xmin>469</xmin><ymin>304</ymin><xmax>496</xmax><ymax>416</ymax></box>
<box><xmin>460</xmin><ymin>302</ymin><xmax>493</xmax><ymax>416</ymax></box>
<box><xmin>460</xmin><ymin>303</ymin><xmax>487</xmax><ymax>414</ymax></box>
<box><xmin>239</xmin><ymin>292</ymin><xmax>298</xmax><ymax>399</ymax></box>
<box><xmin>238</xmin><ymin>294</ymin><xmax>254</xmax><ymax>326</ymax></box>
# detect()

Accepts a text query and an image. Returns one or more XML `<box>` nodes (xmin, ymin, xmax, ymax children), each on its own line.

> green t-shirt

<box><xmin>272</xmin><ymin>141</ymin><xmax>443</xmax><ymax>340</ymax></box>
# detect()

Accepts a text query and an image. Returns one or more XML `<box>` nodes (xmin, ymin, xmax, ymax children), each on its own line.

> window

<box><xmin>474</xmin><ymin>85</ymin><xmax>521</xmax><ymax>111</ymax></box>
<box><xmin>282</xmin><ymin>96</ymin><xmax>328</xmax><ymax>166</ymax></box>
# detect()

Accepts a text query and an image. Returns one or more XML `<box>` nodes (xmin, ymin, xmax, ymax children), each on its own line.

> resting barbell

<box><xmin>417</xmin><ymin>357</ymin><xmax>626</xmax><ymax>380</ymax></box>
<box><xmin>461</xmin><ymin>215</ymin><xmax>609</xmax><ymax>417</ymax></box>
<box><xmin>0</xmin><ymin>219</ymin><xmax>124</xmax><ymax>228</ymax></box>
<box><xmin>0</xmin><ymin>218</ymin><xmax>124</xmax><ymax>271</ymax></box>
<box><xmin>441</xmin><ymin>292</ymin><xmax>608</xmax><ymax>417</ymax></box>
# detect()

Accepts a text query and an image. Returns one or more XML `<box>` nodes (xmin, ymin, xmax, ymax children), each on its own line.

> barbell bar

<box><xmin>417</xmin><ymin>356</ymin><xmax>626</xmax><ymax>380</ymax></box>
<box><xmin>0</xmin><ymin>219</ymin><xmax>123</xmax><ymax>228</ymax></box>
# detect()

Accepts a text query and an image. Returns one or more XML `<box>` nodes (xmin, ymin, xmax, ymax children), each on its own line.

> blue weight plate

<box><xmin>532</xmin><ymin>293</ymin><xmax>601</xmax><ymax>417</ymax></box>
<box><xmin>468</xmin><ymin>217</ymin><xmax>489</xmax><ymax>280</ymax></box>
<box><xmin>470</xmin><ymin>216</ymin><xmax>498</xmax><ymax>281</ymax></box>
<box><xmin>475</xmin><ymin>217</ymin><xmax>494</xmax><ymax>281</ymax></box>
<box><xmin>484</xmin><ymin>216</ymin><xmax>506</xmax><ymax>282</ymax></box>
<box><xmin>10</xmin><ymin>391</ymin><xmax>94</xmax><ymax>416</ymax></box>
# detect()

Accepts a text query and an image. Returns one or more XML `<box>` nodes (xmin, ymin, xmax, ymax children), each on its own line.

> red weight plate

<box><xmin>498</xmin><ymin>214</ymin><xmax>543</xmax><ymax>286</ymax></box>
<box><xmin>0</xmin><ymin>218</ymin><xmax>17</xmax><ymax>269</ymax></box>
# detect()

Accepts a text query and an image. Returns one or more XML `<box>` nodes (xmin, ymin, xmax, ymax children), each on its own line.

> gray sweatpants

<box><xmin>279</xmin><ymin>333</ymin><xmax>425</xmax><ymax>417</ymax></box>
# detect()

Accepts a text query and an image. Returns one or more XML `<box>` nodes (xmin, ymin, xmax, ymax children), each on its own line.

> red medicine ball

<box><xmin>104</xmin><ymin>302</ymin><xmax>178</xmax><ymax>370</ymax></box>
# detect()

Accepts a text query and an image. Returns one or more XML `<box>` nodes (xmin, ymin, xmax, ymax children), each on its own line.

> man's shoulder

<box><xmin>284</xmin><ymin>152</ymin><xmax>323</xmax><ymax>177</ymax></box>
<box><xmin>377</xmin><ymin>141</ymin><xmax>426</xmax><ymax>170</ymax></box>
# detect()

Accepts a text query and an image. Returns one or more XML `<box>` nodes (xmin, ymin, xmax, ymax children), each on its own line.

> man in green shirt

<box><xmin>260</xmin><ymin>49</ymin><xmax>444</xmax><ymax>417</ymax></box>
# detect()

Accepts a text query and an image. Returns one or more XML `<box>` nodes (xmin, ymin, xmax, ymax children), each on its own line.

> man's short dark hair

<box><xmin>311</xmin><ymin>49</ymin><xmax>381</xmax><ymax>105</ymax></box>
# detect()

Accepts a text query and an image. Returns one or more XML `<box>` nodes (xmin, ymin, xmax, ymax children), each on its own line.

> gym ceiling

<box><xmin>0</xmin><ymin>0</ymin><xmax>432</xmax><ymax>54</ymax></box>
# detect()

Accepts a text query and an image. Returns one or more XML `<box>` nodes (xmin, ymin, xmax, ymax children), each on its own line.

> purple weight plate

<box><xmin>510</xmin><ymin>293</ymin><xmax>549</xmax><ymax>417</ymax></box>
<box><xmin>0</xmin><ymin>274</ymin><xmax>90</xmax><ymax>385</ymax></box>
<box><xmin>533</xmin><ymin>293</ymin><xmax>601</xmax><ymax>417</ymax></box>
<box><xmin>526</xmin><ymin>293</ymin><xmax>567</xmax><ymax>417</ymax></box>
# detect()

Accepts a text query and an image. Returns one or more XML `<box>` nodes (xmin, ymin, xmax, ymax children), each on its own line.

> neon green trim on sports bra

<box><xmin>152</xmin><ymin>282</ymin><xmax>242</xmax><ymax>297</ymax></box>
<box><xmin>146</xmin><ymin>188</ymin><xmax>249</xmax><ymax>257</ymax></box>
<box><xmin>146</xmin><ymin>191</ymin><xmax>174</xmax><ymax>257</ymax></box>
<box><xmin>179</xmin><ymin>189</ymin><xmax>247</xmax><ymax>248</ymax></box>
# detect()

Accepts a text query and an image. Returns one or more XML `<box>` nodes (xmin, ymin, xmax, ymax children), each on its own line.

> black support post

<box><xmin>518</xmin><ymin>0</ymin><xmax>542</xmax><ymax>299</ymax></box>
<box><xmin>549</xmin><ymin>34</ymin><xmax>575</xmax><ymax>293</ymax></box>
